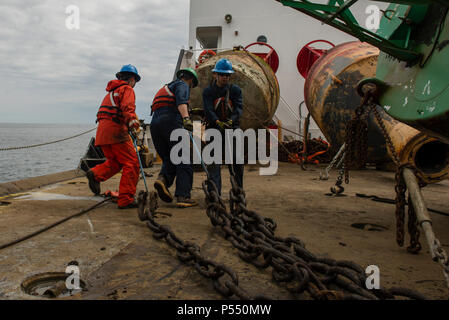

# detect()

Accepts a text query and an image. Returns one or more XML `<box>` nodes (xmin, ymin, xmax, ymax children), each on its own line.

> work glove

<box><xmin>128</xmin><ymin>119</ymin><xmax>141</xmax><ymax>139</ymax></box>
<box><xmin>224</xmin><ymin>119</ymin><xmax>233</xmax><ymax>129</ymax></box>
<box><xmin>128</xmin><ymin>119</ymin><xmax>140</xmax><ymax>129</ymax></box>
<box><xmin>183</xmin><ymin>117</ymin><xmax>193</xmax><ymax>131</ymax></box>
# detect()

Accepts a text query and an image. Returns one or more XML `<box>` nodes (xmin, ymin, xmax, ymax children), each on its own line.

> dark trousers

<box><xmin>208</xmin><ymin>163</ymin><xmax>243</xmax><ymax>196</ymax></box>
<box><xmin>150</xmin><ymin>108</ymin><xmax>193</xmax><ymax>198</ymax></box>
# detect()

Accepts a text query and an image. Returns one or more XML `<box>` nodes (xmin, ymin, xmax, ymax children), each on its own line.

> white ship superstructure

<box><xmin>188</xmin><ymin>0</ymin><xmax>387</xmax><ymax>138</ymax></box>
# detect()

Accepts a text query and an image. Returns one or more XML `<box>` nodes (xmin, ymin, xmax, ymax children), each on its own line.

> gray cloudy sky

<box><xmin>0</xmin><ymin>0</ymin><xmax>189</xmax><ymax>124</ymax></box>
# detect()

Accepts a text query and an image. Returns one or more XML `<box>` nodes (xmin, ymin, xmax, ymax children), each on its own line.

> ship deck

<box><xmin>1</xmin><ymin>162</ymin><xmax>448</xmax><ymax>299</ymax></box>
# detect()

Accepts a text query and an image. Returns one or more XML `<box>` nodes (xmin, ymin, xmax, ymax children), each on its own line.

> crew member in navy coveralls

<box><xmin>150</xmin><ymin>68</ymin><xmax>199</xmax><ymax>208</ymax></box>
<box><xmin>202</xmin><ymin>58</ymin><xmax>243</xmax><ymax>195</ymax></box>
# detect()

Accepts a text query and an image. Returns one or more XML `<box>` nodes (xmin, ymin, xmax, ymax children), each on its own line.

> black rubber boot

<box><xmin>86</xmin><ymin>170</ymin><xmax>100</xmax><ymax>195</ymax></box>
<box><xmin>154</xmin><ymin>175</ymin><xmax>173</xmax><ymax>203</ymax></box>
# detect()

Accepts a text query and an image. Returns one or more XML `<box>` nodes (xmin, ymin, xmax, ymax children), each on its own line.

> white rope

<box><xmin>279</xmin><ymin>96</ymin><xmax>300</xmax><ymax>121</ymax></box>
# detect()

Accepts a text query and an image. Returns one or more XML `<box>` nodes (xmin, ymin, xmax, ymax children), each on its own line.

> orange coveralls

<box><xmin>92</xmin><ymin>80</ymin><xmax>139</xmax><ymax>207</ymax></box>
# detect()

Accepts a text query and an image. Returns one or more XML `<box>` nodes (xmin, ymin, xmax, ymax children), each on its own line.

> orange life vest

<box><xmin>151</xmin><ymin>85</ymin><xmax>176</xmax><ymax>112</ymax></box>
<box><xmin>96</xmin><ymin>83</ymin><xmax>128</xmax><ymax>124</ymax></box>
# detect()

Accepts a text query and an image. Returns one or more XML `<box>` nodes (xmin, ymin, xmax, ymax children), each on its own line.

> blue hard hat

<box><xmin>116</xmin><ymin>64</ymin><xmax>141</xmax><ymax>82</ymax></box>
<box><xmin>212</xmin><ymin>58</ymin><xmax>234</xmax><ymax>74</ymax></box>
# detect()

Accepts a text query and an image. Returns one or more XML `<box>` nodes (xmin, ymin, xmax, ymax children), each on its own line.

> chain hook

<box><xmin>330</xmin><ymin>184</ymin><xmax>345</xmax><ymax>195</ymax></box>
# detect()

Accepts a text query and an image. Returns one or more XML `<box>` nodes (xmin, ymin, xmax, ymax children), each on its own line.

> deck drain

<box><xmin>21</xmin><ymin>272</ymin><xmax>86</xmax><ymax>298</ymax></box>
<box><xmin>351</xmin><ymin>223</ymin><xmax>388</xmax><ymax>232</ymax></box>
<box><xmin>0</xmin><ymin>201</ymin><xmax>11</xmax><ymax>206</ymax></box>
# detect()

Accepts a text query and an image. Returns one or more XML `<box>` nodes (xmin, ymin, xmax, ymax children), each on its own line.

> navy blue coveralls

<box><xmin>150</xmin><ymin>79</ymin><xmax>193</xmax><ymax>198</ymax></box>
<box><xmin>202</xmin><ymin>81</ymin><xmax>243</xmax><ymax>195</ymax></box>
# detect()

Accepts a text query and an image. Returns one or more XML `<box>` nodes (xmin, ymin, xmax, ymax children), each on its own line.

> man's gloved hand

<box><xmin>128</xmin><ymin>119</ymin><xmax>140</xmax><ymax>129</ymax></box>
<box><xmin>216</xmin><ymin>120</ymin><xmax>232</xmax><ymax>131</ymax></box>
<box><xmin>128</xmin><ymin>119</ymin><xmax>141</xmax><ymax>139</ymax></box>
<box><xmin>129</xmin><ymin>128</ymin><xmax>140</xmax><ymax>139</ymax></box>
<box><xmin>183</xmin><ymin>116</ymin><xmax>193</xmax><ymax>131</ymax></box>
<box><xmin>216</xmin><ymin>120</ymin><xmax>225</xmax><ymax>131</ymax></box>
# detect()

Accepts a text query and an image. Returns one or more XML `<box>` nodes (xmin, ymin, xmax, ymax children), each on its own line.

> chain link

<box><xmin>372</xmin><ymin>106</ymin><xmax>423</xmax><ymax>252</ymax></box>
<box><xmin>407</xmin><ymin>193</ymin><xmax>422</xmax><ymax>254</ymax></box>
<box><xmin>331</xmin><ymin>160</ymin><xmax>346</xmax><ymax>195</ymax></box>
<box><xmin>319</xmin><ymin>143</ymin><xmax>345</xmax><ymax>180</ymax></box>
<box><xmin>331</xmin><ymin>91</ymin><xmax>372</xmax><ymax>195</ymax></box>
<box><xmin>139</xmin><ymin>177</ymin><xmax>427</xmax><ymax>299</ymax></box>
<box><xmin>340</xmin><ymin>85</ymin><xmax>424</xmax><ymax>253</ymax></box>
<box><xmin>344</xmin><ymin>92</ymin><xmax>372</xmax><ymax>183</ymax></box>
<box><xmin>394</xmin><ymin>167</ymin><xmax>407</xmax><ymax>247</ymax></box>
<box><xmin>137</xmin><ymin>98</ymin><xmax>427</xmax><ymax>298</ymax></box>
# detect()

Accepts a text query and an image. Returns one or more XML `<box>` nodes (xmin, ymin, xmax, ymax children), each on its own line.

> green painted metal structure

<box><xmin>278</xmin><ymin>0</ymin><xmax>449</xmax><ymax>144</ymax></box>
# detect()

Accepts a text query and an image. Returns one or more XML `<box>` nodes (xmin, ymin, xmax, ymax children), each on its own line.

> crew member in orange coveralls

<box><xmin>86</xmin><ymin>64</ymin><xmax>141</xmax><ymax>209</ymax></box>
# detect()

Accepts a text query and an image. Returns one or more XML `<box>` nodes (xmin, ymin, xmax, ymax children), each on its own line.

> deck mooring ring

<box><xmin>21</xmin><ymin>272</ymin><xmax>86</xmax><ymax>298</ymax></box>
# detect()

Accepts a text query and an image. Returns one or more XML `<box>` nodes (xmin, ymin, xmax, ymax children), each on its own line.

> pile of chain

<box><xmin>278</xmin><ymin>140</ymin><xmax>301</xmax><ymax>162</ymax></box>
<box><xmin>278</xmin><ymin>139</ymin><xmax>332</xmax><ymax>163</ymax></box>
<box><xmin>138</xmin><ymin>126</ymin><xmax>426</xmax><ymax>299</ymax></box>
<box><xmin>342</xmin><ymin>85</ymin><xmax>423</xmax><ymax>254</ymax></box>
<box><xmin>202</xmin><ymin>173</ymin><xmax>427</xmax><ymax>300</ymax></box>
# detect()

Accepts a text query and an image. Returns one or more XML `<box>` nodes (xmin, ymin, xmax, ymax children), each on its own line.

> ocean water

<box><xmin>0</xmin><ymin>123</ymin><xmax>96</xmax><ymax>183</ymax></box>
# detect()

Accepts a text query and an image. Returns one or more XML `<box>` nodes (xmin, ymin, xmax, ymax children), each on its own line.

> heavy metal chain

<box><xmin>243</xmin><ymin>105</ymin><xmax>307</xmax><ymax>170</ymax></box>
<box><xmin>407</xmin><ymin>193</ymin><xmax>422</xmax><ymax>254</ymax></box>
<box><xmin>330</xmin><ymin>157</ymin><xmax>346</xmax><ymax>195</ymax></box>
<box><xmin>137</xmin><ymin>190</ymin><xmax>267</xmax><ymax>300</ymax></box>
<box><xmin>201</xmin><ymin>172</ymin><xmax>427</xmax><ymax>300</ymax></box>
<box><xmin>137</xmin><ymin>126</ymin><xmax>426</xmax><ymax>299</ymax></box>
<box><xmin>343</xmin><ymin>92</ymin><xmax>371</xmax><ymax>183</ymax></box>
<box><xmin>331</xmin><ymin>92</ymin><xmax>371</xmax><ymax>195</ymax></box>
<box><xmin>371</xmin><ymin>106</ymin><xmax>400</xmax><ymax>166</ymax></box>
<box><xmin>394</xmin><ymin>168</ymin><xmax>407</xmax><ymax>247</ymax></box>
<box><xmin>319</xmin><ymin>143</ymin><xmax>345</xmax><ymax>181</ymax></box>
<box><xmin>339</xmin><ymin>84</ymin><xmax>422</xmax><ymax>253</ymax></box>
<box><xmin>371</xmin><ymin>106</ymin><xmax>422</xmax><ymax>253</ymax></box>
